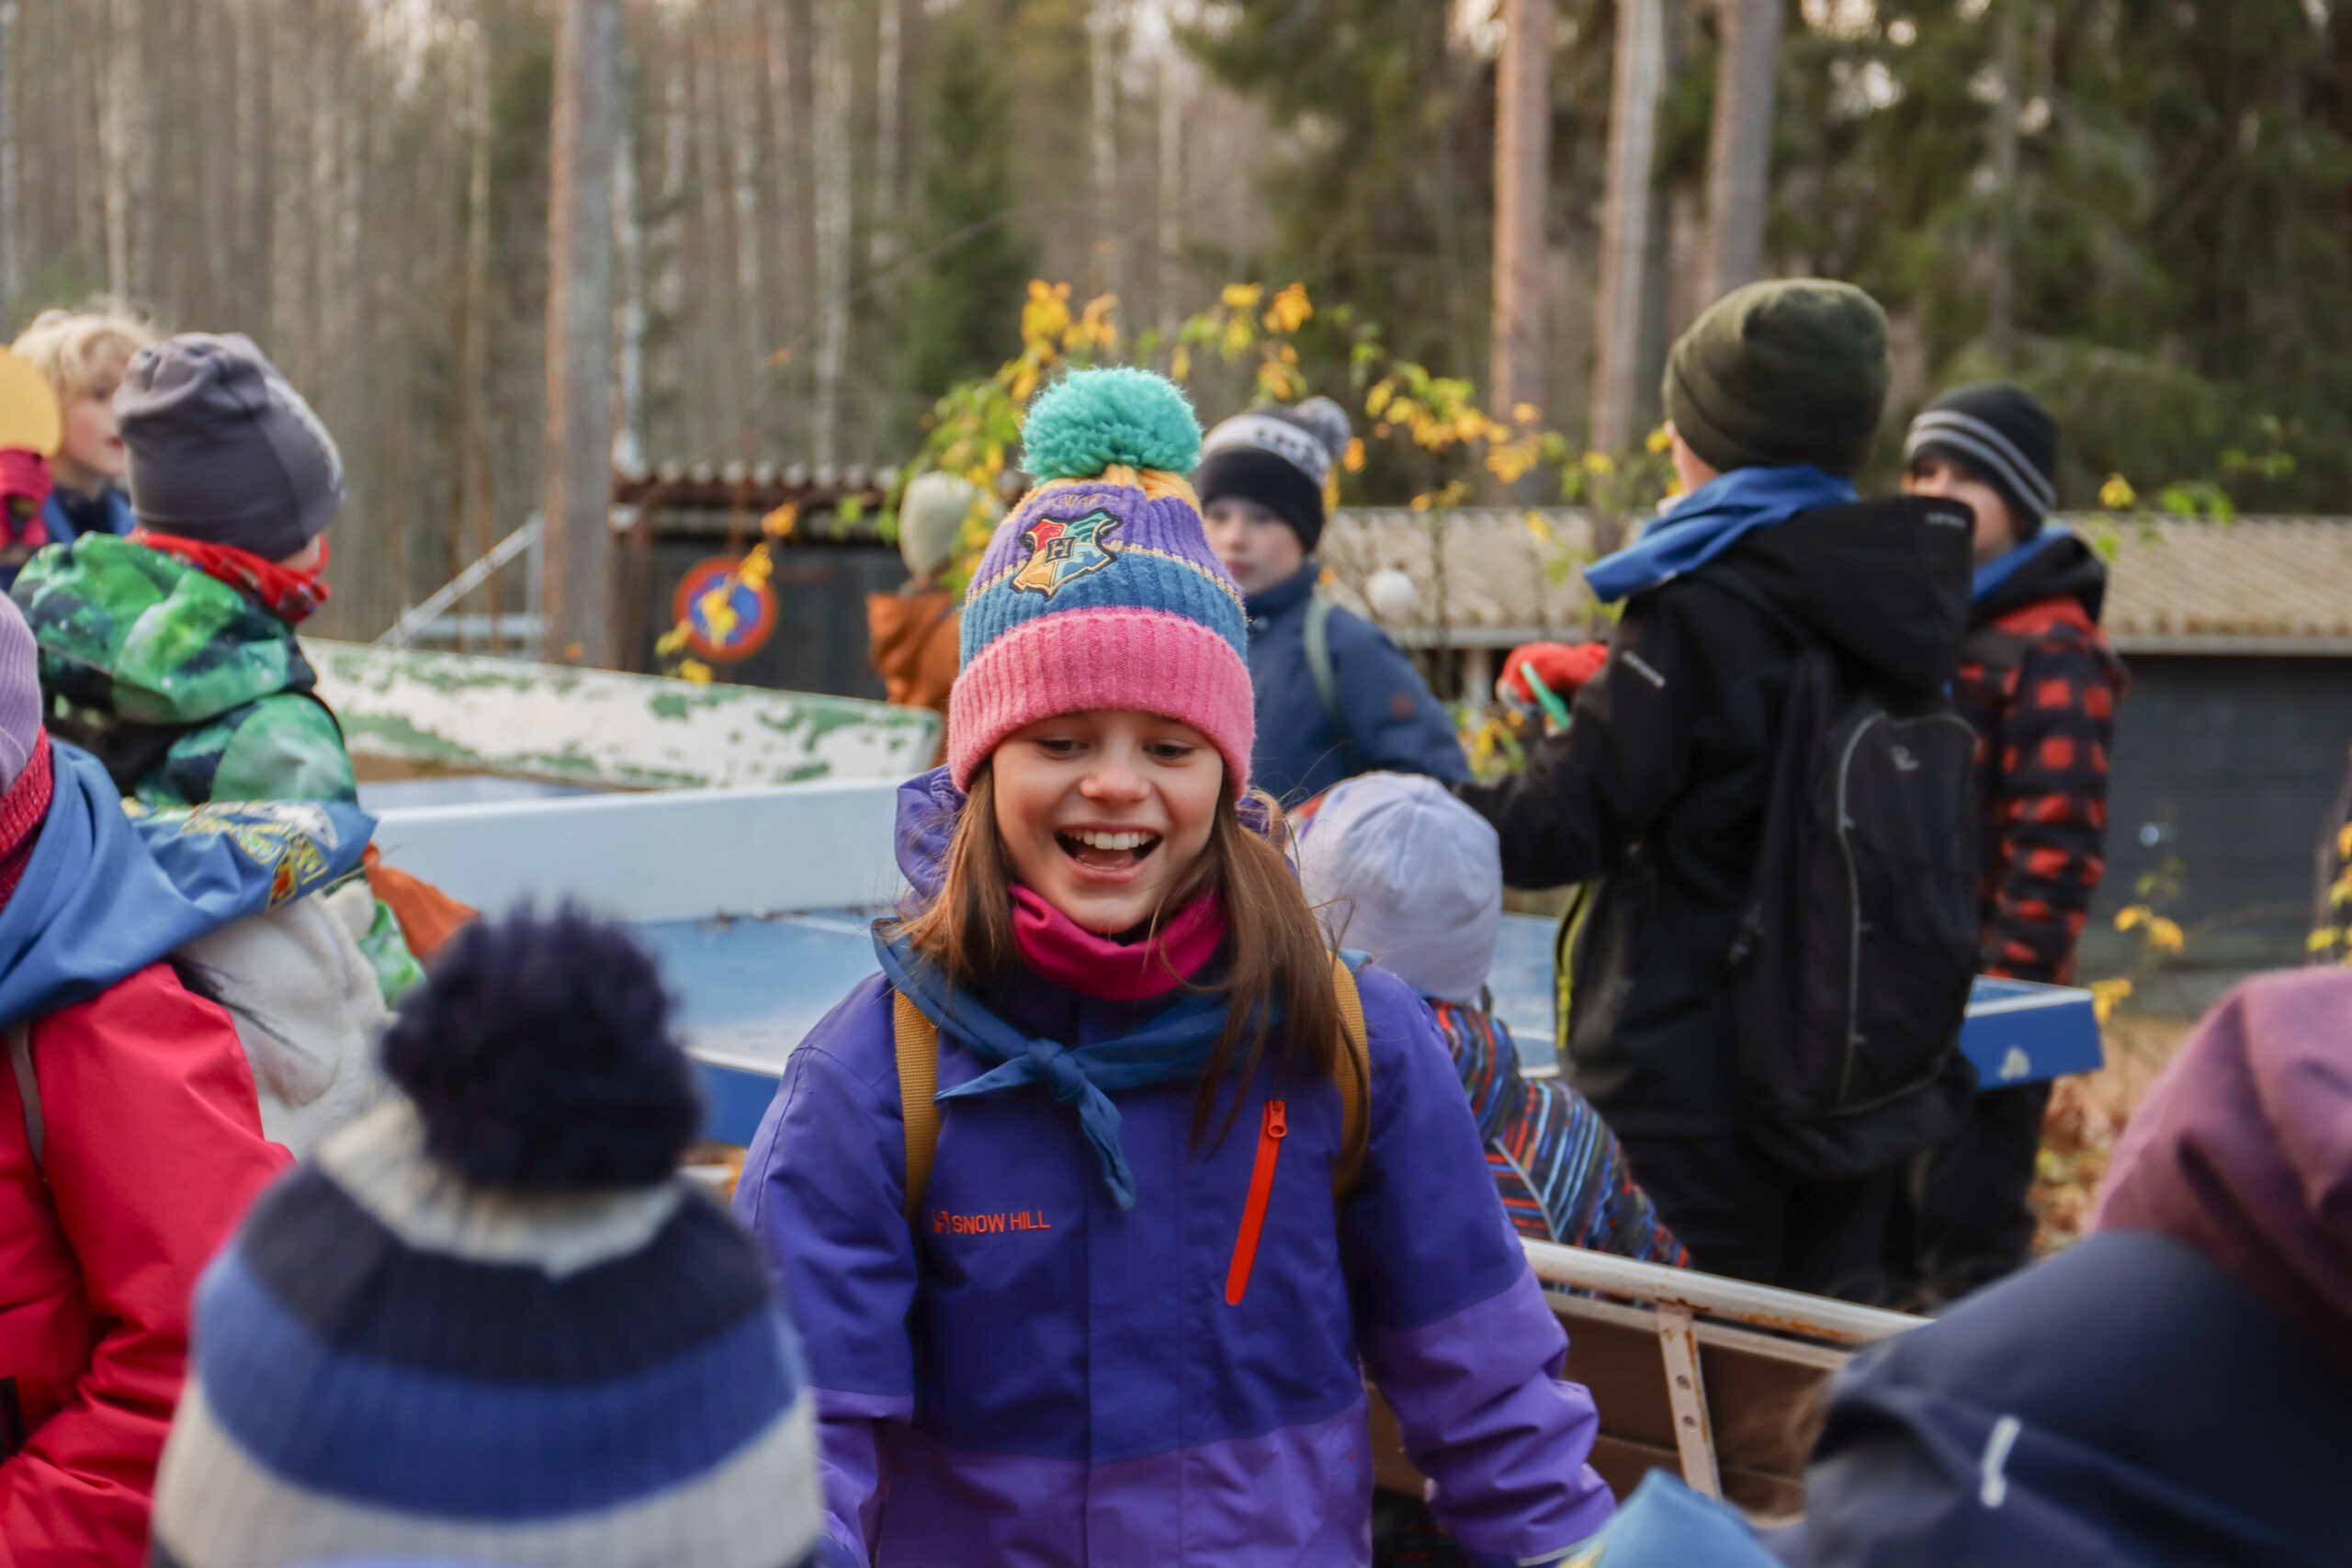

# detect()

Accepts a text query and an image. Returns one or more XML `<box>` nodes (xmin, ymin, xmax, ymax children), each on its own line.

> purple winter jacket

<box><xmin>733</xmin><ymin>785</ymin><xmax>1614</xmax><ymax>1567</ymax></box>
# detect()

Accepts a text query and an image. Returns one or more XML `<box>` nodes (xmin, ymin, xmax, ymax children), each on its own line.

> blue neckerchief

<box><xmin>873</xmin><ymin>929</ymin><xmax>1242</xmax><ymax>1210</ymax></box>
<box><xmin>1973</xmin><ymin>523</ymin><xmax>2074</xmax><ymax>606</ymax></box>
<box><xmin>1583</xmin><ymin>465</ymin><xmax>1856</xmax><ymax>603</ymax></box>
<box><xmin>0</xmin><ymin>744</ymin><xmax>374</xmax><ymax>1027</ymax></box>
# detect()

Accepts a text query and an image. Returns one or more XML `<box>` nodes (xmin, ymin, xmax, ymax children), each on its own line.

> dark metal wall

<box><xmin>2087</xmin><ymin>654</ymin><xmax>2352</xmax><ymax>973</ymax></box>
<box><xmin>634</xmin><ymin>539</ymin><xmax>908</xmax><ymax>702</ymax></box>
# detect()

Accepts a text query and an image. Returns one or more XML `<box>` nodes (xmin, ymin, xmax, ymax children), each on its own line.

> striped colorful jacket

<box><xmin>1430</xmin><ymin>1000</ymin><xmax>1685</xmax><ymax>1264</ymax></box>
<box><xmin>736</xmin><ymin>894</ymin><xmax>1614</xmax><ymax>1565</ymax></box>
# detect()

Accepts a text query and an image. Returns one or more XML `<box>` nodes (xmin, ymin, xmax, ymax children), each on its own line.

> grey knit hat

<box><xmin>117</xmin><ymin>333</ymin><xmax>345</xmax><ymax>559</ymax></box>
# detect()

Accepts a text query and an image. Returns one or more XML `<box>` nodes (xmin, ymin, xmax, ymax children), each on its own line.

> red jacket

<box><xmin>1955</xmin><ymin>542</ymin><xmax>2128</xmax><ymax>985</ymax></box>
<box><xmin>0</xmin><ymin>963</ymin><xmax>288</xmax><ymax>1565</ymax></box>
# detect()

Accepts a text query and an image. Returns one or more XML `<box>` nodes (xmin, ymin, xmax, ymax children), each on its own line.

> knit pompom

<box><xmin>1020</xmin><ymin>367</ymin><xmax>1201</xmax><ymax>479</ymax></box>
<box><xmin>379</xmin><ymin>907</ymin><xmax>702</xmax><ymax>1192</ymax></box>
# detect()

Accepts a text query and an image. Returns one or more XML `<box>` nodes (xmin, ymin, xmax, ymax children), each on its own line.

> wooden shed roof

<box><xmin>1318</xmin><ymin>509</ymin><xmax>2352</xmax><ymax>655</ymax></box>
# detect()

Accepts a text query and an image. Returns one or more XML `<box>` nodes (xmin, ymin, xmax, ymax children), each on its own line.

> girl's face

<box><xmin>991</xmin><ymin>708</ymin><xmax>1225</xmax><ymax>935</ymax></box>
<box><xmin>55</xmin><ymin>365</ymin><xmax>129</xmax><ymax>490</ymax></box>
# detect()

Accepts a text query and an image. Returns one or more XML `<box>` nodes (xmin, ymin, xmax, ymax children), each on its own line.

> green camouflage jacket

<box><xmin>12</xmin><ymin>534</ymin><xmax>356</xmax><ymax>808</ymax></box>
<box><xmin>11</xmin><ymin>535</ymin><xmax>421</xmax><ymax>1000</ymax></box>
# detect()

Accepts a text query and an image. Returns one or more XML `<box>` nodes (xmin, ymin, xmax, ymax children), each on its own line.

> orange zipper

<box><xmin>1224</xmin><ymin>1099</ymin><xmax>1286</xmax><ymax>1305</ymax></box>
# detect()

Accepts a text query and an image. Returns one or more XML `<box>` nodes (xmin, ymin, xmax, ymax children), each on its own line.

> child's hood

<box><xmin>1295</xmin><ymin>773</ymin><xmax>1499</xmax><ymax>1007</ymax></box>
<box><xmin>11</xmin><ymin>532</ymin><xmax>316</xmax><ymax>725</ymax></box>
<box><xmin>895</xmin><ymin>766</ymin><xmax>965</xmax><ymax>908</ymax></box>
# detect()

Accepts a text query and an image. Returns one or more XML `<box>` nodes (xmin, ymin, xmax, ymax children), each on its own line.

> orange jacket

<box><xmin>866</xmin><ymin>589</ymin><xmax>959</xmax><ymax>761</ymax></box>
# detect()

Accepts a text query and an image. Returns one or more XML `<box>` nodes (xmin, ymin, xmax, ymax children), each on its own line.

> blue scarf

<box><xmin>873</xmin><ymin>929</ymin><xmax>1242</xmax><ymax>1210</ymax></box>
<box><xmin>1584</xmin><ymin>465</ymin><xmax>1856</xmax><ymax>604</ymax></box>
<box><xmin>0</xmin><ymin>744</ymin><xmax>375</xmax><ymax>1027</ymax></box>
<box><xmin>1972</xmin><ymin>523</ymin><xmax>2075</xmax><ymax>606</ymax></box>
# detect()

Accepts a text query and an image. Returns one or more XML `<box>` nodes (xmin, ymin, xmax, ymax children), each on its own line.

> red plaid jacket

<box><xmin>1953</xmin><ymin>596</ymin><xmax>2128</xmax><ymax>984</ymax></box>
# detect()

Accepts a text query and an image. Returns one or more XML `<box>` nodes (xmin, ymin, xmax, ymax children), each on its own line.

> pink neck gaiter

<box><xmin>1011</xmin><ymin>885</ymin><xmax>1227</xmax><ymax>1000</ymax></box>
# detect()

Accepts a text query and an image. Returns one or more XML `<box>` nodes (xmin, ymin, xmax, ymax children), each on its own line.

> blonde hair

<box><xmin>12</xmin><ymin>306</ymin><xmax>157</xmax><ymax>401</ymax></box>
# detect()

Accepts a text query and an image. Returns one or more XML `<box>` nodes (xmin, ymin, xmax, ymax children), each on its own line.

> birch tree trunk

<box><xmin>72</xmin><ymin>1</ymin><xmax>104</xmax><ymax>282</ymax></box>
<box><xmin>1489</xmin><ymin>0</ymin><xmax>1552</xmax><ymax>422</ymax></box>
<box><xmin>655</xmin><ymin>27</ymin><xmax>690</xmax><ymax>460</ymax></box>
<box><xmin>1590</xmin><ymin>0</ymin><xmax>1667</xmax><ymax>453</ymax></box>
<box><xmin>723</xmin><ymin>0</ymin><xmax>765</xmax><ymax>404</ymax></box>
<box><xmin>240</xmin><ymin>0</ymin><xmax>277</xmax><ymax>339</ymax></box>
<box><xmin>1087</xmin><ymin>0</ymin><xmax>1120</xmax><ymax>301</ymax></box>
<box><xmin>0</xmin><ymin>0</ymin><xmax>17</xmax><ymax>313</ymax></box>
<box><xmin>690</xmin><ymin>4</ymin><xmax>742</xmax><ymax>436</ymax></box>
<box><xmin>100</xmin><ymin>0</ymin><xmax>141</xmax><ymax>300</ymax></box>
<box><xmin>543</xmin><ymin>0</ymin><xmax>619</xmax><ymax>667</ymax></box>
<box><xmin>780</xmin><ymin>0</ymin><xmax>817</xmax><ymax>411</ymax></box>
<box><xmin>1702</xmin><ymin>0</ymin><xmax>1781</xmax><ymax>304</ymax></box>
<box><xmin>614</xmin><ymin>105</ymin><xmax>648</xmax><ymax>478</ymax></box>
<box><xmin>1157</xmin><ymin>44</ymin><xmax>1185</xmax><ymax>338</ymax></box>
<box><xmin>458</xmin><ymin>20</ymin><xmax>496</xmax><ymax>648</ymax></box>
<box><xmin>811</xmin><ymin>0</ymin><xmax>853</xmax><ymax>466</ymax></box>
<box><xmin>872</xmin><ymin>0</ymin><xmax>901</xmax><ymax>266</ymax></box>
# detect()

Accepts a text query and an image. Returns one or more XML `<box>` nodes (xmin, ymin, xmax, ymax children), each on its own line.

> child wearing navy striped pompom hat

<box><xmin>147</xmin><ymin>908</ymin><xmax>822</xmax><ymax>1568</ymax></box>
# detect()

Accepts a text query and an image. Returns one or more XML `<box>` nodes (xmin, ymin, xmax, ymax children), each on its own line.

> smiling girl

<box><xmin>736</xmin><ymin>369</ymin><xmax>1612</xmax><ymax>1568</ymax></box>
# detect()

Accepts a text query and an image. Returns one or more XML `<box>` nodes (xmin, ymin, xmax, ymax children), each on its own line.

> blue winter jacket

<box><xmin>1245</xmin><ymin>563</ymin><xmax>1469</xmax><ymax>807</ymax></box>
<box><xmin>1776</xmin><ymin>1228</ymin><xmax>2352</xmax><ymax>1567</ymax></box>
<box><xmin>0</xmin><ymin>490</ymin><xmax>131</xmax><ymax>592</ymax></box>
<box><xmin>40</xmin><ymin>487</ymin><xmax>133</xmax><ymax>548</ymax></box>
<box><xmin>734</xmin><ymin>788</ymin><xmax>1612</xmax><ymax>1568</ymax></box>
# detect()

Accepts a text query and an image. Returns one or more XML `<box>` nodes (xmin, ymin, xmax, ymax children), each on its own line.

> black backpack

<box><xmin>1713</xmin><ymin>572</ymin><xmax>1979</xmax><ymax>1179</ymax></box>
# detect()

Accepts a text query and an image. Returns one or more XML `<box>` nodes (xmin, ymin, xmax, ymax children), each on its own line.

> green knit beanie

<box><xmin>1662</xmin><ymin>279</ymin><xmax>1891</xmax><ymax>477</ymax></box>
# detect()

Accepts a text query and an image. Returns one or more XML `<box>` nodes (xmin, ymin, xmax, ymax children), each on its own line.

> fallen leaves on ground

<box><xmin>2029</xmin><ymin>1013</ymin><xmax>2192</xmax><ymax>1255</ymax></box>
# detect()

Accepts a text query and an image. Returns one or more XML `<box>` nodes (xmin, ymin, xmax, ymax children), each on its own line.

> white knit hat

<box><xmin>1295</xmin><ymin>772</ymin><xmax>1501</xmax><ymax>1007</ymax></box>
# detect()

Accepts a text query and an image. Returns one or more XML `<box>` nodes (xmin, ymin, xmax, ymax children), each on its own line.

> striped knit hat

<box><xmin>952</xmin><ymin>367</ymin><xmax>1253</xmax><ymax>796</ymax></box>
<box><xmin>1903</xmin><ymin>382</ymin><xmax>2060</xmax><ymax>529</ymax></box>
<box><xmin>149</xmin><ymin>909</ymin><xmax>821</xmax><ymax>1568</ymax></box>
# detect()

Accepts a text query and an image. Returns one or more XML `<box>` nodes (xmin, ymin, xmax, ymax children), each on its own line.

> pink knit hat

<box><xmin>949</xmin><ymin>369</ymin><xmax>1254</xmax><ymax>797</ymax></box>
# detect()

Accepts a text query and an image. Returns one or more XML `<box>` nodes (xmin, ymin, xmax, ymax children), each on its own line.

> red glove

<box><xmin>1498</xmin><ymin>641</ymin><xmax>1610</xmax><ymax>707</ymax></box>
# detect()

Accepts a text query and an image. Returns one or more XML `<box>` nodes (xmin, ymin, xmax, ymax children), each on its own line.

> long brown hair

<box><xmin>895</xmin><ymin>765</ymin><xmax>1351</xmax><ymax>1159</ymax></box>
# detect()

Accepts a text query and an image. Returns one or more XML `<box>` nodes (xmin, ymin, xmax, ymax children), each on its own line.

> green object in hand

<box><xmin>1526</xmin><ymin>668</ymin><xmax>1573</xmax><ymax>729</ymax></box>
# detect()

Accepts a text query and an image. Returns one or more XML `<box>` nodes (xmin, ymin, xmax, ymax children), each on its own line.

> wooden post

<box><xmin>1489</xmin><ymin>0</ymin><xmax>1552</xmax><ymax>425</ymax></box>
<box><xmin>1702</xmin><ymin>0</ymin><xmax>1781</xmax><ymax>305</ymax></box>
<box><xmin>1589</xmin><ymin>0</ymin><xmax>1666</xmax><ymax>455</ymax></box>
<box><xmin>542</xmin><ymin>0</ymin><xmax>619</xmax><ymax>668</ymax></box>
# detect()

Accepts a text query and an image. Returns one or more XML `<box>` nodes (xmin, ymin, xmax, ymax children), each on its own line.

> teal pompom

<box><xmin>1019</xmin><ymin>367</ymin><xmax>1202</xmax><ymax>480</ymax></box>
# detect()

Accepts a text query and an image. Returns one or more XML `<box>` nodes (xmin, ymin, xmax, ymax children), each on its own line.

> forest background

<box><xmin>0</xmin><ymin>0</ymin><xmax>2345</xmax><ymax>640</ymax></box>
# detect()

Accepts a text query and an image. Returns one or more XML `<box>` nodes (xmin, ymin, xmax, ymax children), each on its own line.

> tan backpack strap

<box><xmin>1329</xmin><ymin>954</ymin><xmax>1371</xmax><ymax>1198</ymax></box>
<box><xmin>893</xmin><ymin>991</ymin><xmax>942</xmax><ymax>1225</ymax></box>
